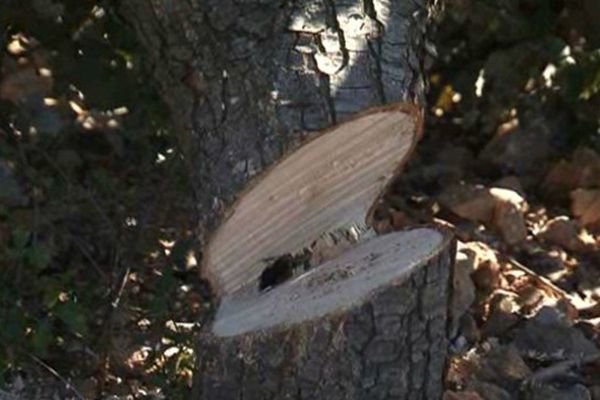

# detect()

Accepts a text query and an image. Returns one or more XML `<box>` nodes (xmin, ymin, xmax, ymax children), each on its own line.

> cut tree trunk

<box><xmin>118</xmin><ymin>0</ymin><xmax>435</xmax><ymax>236</ymax></box>
<box><xmin>118</xmin><ymin>0</ymin><xmax>450</xmax><ymax>398</ymax></box>
<box><xmin>196</xmin><ymin>228</ymin><xmax>454</xmax><ymax>400</ymax></box>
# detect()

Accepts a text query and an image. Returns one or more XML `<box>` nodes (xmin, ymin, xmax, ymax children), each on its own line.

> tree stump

<box><xmin>195</xmin><ymin>228</ymin><xmax>454</xmax><ymax>399</ymax></box>
<box><xmin>190</xmin><ymin>105</ymin><xmax>455</xmax><ymax>399</ymax></box>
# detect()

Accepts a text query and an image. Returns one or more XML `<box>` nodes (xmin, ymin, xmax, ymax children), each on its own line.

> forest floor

<box><xmin>381</xmin><ymin>122</ymin><xmax>600</xmax><ymax>400</ymax></box>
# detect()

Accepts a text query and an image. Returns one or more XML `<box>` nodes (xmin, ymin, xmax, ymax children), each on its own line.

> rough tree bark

<box><xmin>119</xmin><ymin>1</ymin><xmax>448</xmax><ymax>399</ymax></box>
<box><xmin>119</xmin><ymin>0</ymin><xmax>435</xmax><ymax>237</ymax></box>
<box><xmin>198</xmin><ymin>228</ymin><xmax>454</xmax><ymax>399</ymax></box>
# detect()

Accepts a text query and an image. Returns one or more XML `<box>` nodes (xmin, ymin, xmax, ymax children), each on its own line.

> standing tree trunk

<box><xmin>118</xmin><ymin>1</ymin><xmax>450</xmax><ymax>399</ymax></box>
<box><xmin>119</xmin><ymin>0</ymin><xmax>434</xmax><ymax>236</ymax></box>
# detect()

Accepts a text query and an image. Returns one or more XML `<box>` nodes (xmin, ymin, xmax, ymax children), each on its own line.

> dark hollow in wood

<box><xmin>194</xmin><ymin>228</ymin><xmax>455</xmax><ymax>399</ymax></box>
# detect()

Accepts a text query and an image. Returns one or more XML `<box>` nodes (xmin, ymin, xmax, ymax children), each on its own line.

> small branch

<box><xmin>28</xmin><ymin>353</ymin><xmax>86</xmax><ymax>400</ymax></box>
<box><xmin>502</xmin><ymin>255</ymin><xmax>570</xmax><ymax>299</ymax></box>
<box><xmin>111</xmin><ymin>266</ymin><xmax>131</xmax><ymax>309</ymax></box>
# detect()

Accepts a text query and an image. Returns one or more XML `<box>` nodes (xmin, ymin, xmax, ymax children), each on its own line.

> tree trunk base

<box><xmin>193</xmin><ymin>227</ymin><xmax>455</xmax><ymax>399</ymax></box>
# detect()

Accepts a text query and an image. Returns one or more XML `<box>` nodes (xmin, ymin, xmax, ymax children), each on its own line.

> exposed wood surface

<box><xmin>204</xmin><ymin>104</ymin><xmax>421</xmax><ymax>295</ymax></box>
<box><xmin>194</xmin><ymin>228</ymin><xmax>455</xmax><ymax>399</ymax></box>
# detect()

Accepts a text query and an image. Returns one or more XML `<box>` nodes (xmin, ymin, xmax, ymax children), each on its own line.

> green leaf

<box><xmin>24</xmin><ymin>244</ymin><xmax>51</xmax><ymax>271</ymax></box>
<box><xmin>42</xmin><ymin>283</ymin><xmax>63</xmax><ymax>309</ymax></box>
<box><xmin>31</xmin><ymin>320</ymin><xmax>53</xmax><ymax>357</ymax></box>
<box><xmin>56</xmin><ymin>301</ymin><xmax>88</xmax><ymax>337</ymax></box>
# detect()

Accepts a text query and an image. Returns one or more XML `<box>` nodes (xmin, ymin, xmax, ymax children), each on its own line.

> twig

<box><xmin>502</xmin><ymin>255</ymin><xmax>570</xmax><ymax>299</ymax></box>
<box><xmin>111</xmin><ymin>266</ymin><xmax>130</xmax><ymax>309</ymax></box>
<box><xmin>27</xmin><ymin>353</ymin><xmax>86</xmax><ymax>400</ymax></box>
<box><xmin>522</xmin><ymin>353</ymin><xmax>600</xmax><ymax>388</ymax></box>
<box><xmin>67</xmin><ymin>233</ymin><xmax>109</xmax><ymax>281</ymax></box>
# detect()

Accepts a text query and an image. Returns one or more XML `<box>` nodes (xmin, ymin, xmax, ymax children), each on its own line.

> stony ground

<box><xmin>375</xmin><ymin>123</ymin><xmax>600</xmax><ymax>400</ymax></box>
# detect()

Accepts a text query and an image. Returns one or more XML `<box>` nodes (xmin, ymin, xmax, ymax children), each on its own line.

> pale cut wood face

<box><xmin>204</xmin><ymin>105</ymin><xmax>420</xmax><ymax>295</ymax></box>
<box><xmin>213</xmin><ymin>229</ymin><xmax>445</xmax><ymax>337</ymax></box>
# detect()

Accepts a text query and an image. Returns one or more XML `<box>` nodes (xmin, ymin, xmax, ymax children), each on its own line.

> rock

<box><xmin>468</xmin><ymin>381</ymin><xmax>512</xmax><ymax>400</ymax></box>
<box><xmin>589</xmin><ymin>385</ymin><xmax>600</xmax><ymax>400</ymax></box>
<box><xmin>493</xmin><ymin>198</ymin><xmax>528</xmax><ymax>245</ymax></box>
<box><xmin>544</xmin><ymin>147</ymin><xmax>600</xmax><ymax>191</ymax></box>
<box><xmin>390</xmin><ymin>209</ymin><xmax>413</xmax><ymax>230</ymax></box>
<box><xmin>537</xmin><ymin>216</ymin><xmax>596</xmax><ymax>252</ymax></box>
<box><xmin>472</xmin><ymin>259</ymin><xmax>502</xmax><ymax>291</ymax></box>
<box><xmin>571</xmin><ymin>189</ymin><xmax>600</xmax><ymax>227</ymax></box>
<box><xmin>570</xmin><ymin>147</ymin><xmax>600</xmax><ymax>188</ymax></box>
<box><xmin>479</xmin><ymin>123</ymin><xmax>558</xmax><ymax>177</ymax></box>
<box><xmin>489</xmin><ymin>290</ymin><xmax>520</xmax><ymax>314</ymax></box>
<box><xmin>494</xmin><ymin>176</ymin><xmax>525</xmax><ymax>197</ymax></box>
<box><xmin>443</xmin><ymin>390</ymin><xmax>484</xmax><ymax>400</ymax></box>
<box><xmin>450</xmin><ymin>250</ymin><xmax>477</xmax><ymax>337</ymax></box>
<box><xmin>482</xmin><ymin>291</ymin><xmax>521</xmax><ymax>338</ymax></box>
<box><xmin>459</xmin><ymin>241</ymin><xmax>502</xmax><ymax>291</ymax></box>
<box><xmin>481</xmin><ymin>310</ymin><xmax>520</xmax><ymax>339</ymax></box>
<box><xmin>545</xmin><ymin>159</ymin><xmax>577</xmax><ymax>191</ymax></box>
<box><xmin>440</xmin><ymin>185</ymin><xmax>528</xmax><ymax>245</ymax></box>
<box><xmin>474</xmin><ymin>344</ymin><xmax>531</xmax><ymax>389</ymax></box>
<box><xmin>460</xmin><ymin>241</ymin><xmax>498</xmax><ymax>266</ymax></box>
<box><xmin>524</xmin><ymin>384</ymin><xmax>591</xmax><ymax>400</ymax></box>
<box><xmin>373</xmin><ymin>218</ymin><xmax>392</xmax><ymax>234</ymax></box>
<box><xmin>513</xmin><ymin>307</ymin><xmax>600</xmax><ymax>358</ymax></box>
<box><xmin>419</xmin><ymin>145</ymin><xmax>475</xmax><ymax>188</ymax></box>
<box><xmin>489</xmin><ymin>187</ymin><xmax>528</xmax><ymax>212</ymax></box>
<box><xmin>515</xmin><ymin>285</ymin><xmax>545</xmax><ymax>311</ymax></box>
<box><xmin>533</xmin><ymin>305</ymin><xmax>570</xmax><ymax>326</ymax></box>
<box><xmin>440</xmin><ymin>184</ymin><xmax>497</xmax><ymax>223</ymax></box>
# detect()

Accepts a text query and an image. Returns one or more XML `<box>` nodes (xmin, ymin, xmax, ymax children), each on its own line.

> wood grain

<box><xmin>204</xmin><ymin>103</ymin><xmax>421</xmax><ymax>295</ymax></box>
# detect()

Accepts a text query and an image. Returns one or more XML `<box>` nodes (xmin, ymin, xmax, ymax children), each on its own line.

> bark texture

<box><xmin>194</xmin><ymin>230</ymin><xmax>455</xmax><ymax>400</ymax></box>
<box><xmin>119</xmin><ymin>0</ymin><xmax>432</xmax><ymax>236</ymax></box>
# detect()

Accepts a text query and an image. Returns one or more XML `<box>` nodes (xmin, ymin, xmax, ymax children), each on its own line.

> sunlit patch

<box><xmin>475</xmin><ymin>69</ymin><xmax>485</xmax><ymax>97</ymax></box>
<box><xmin>69</xmin><ymin>100</ymin><xmax>86</xmax><ymax>115</ymax></box>
<box><xmin>542</xmin><ymin>63</ymin><xmax>557</xmax><ymax>87</ymax></box>
<box><xmin>6</xmin><ymin>33</ymin><xmax>31</xmax><ymax>55</ymax></box>
<box><xmin>125</xmin><ymin>217</ymin><xmax>137</xmax><ymax>227</ymax></box>
<box><xmin>43</xmin><ymin>97</ymin><xmax>58</xmax><ymax>106</ymax></box>
<box><xmin>38</xmin><ymin>67</ymin><xmax>52</xmax><ymax>77</ymax></box>
<box><xmin>137</xmin><ymin>318</ymin><xmax>151</xmax><ymax>329</ymax></box>
<box><xmin>155</xmin><ymin>153</ymin><xmax>167</xmax><ymax>164</ymax></box>
<box><xmin>113</xmin><ymin>106</ymin><xmax>129</xmax><ymax>116</ymax></box>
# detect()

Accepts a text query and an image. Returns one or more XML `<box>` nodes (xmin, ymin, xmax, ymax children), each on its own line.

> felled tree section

<box><xmin>193</xmin><ymin>228</ymin><xmax>455</xmax><ymax>400</ymax></box>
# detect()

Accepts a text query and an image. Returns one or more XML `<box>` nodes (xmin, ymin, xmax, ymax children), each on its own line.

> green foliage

<box><xmin>430</xmin><ymin>0</ymin><xmax>600</xmax><ymax>147</ymax></box>
<box><xmin>0</xmin><ymin>0</ymin><xmax>201</xmax><ymax>396</ymax></box>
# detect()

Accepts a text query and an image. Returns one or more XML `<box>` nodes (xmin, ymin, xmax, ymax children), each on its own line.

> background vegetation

<box><xmin>0</xmin><ymin>0</ymin><xmax>598</xmax><ymax>398</ymax></box>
